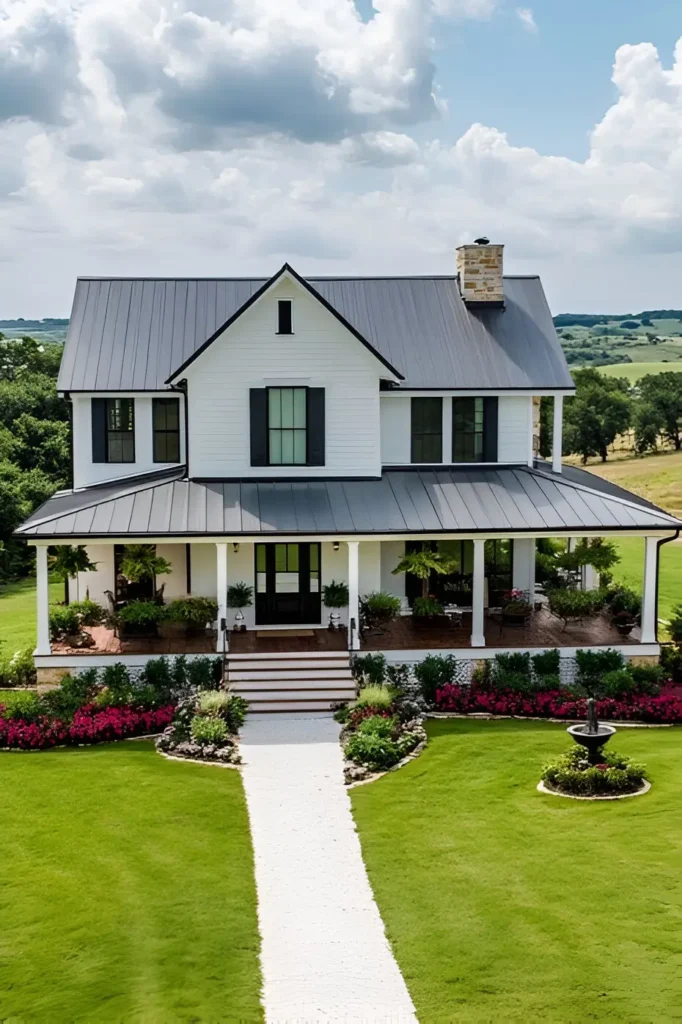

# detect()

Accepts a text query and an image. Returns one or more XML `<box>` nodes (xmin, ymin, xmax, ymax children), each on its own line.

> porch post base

<box><xmin>470</xmin><ymin>633</ymin><xmax>486</xmax><ymax>648</ymax></box>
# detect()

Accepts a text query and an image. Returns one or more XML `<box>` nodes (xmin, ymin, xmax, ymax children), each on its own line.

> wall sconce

<box><xmin>333</xmin><ymin>541</ymin><xmax>340</xmax><ymax>551</ymax></box>
<box><xmin>232</xmin><ymin>543</ymin><xmax>240</xmax><ymax>553</ymax></box>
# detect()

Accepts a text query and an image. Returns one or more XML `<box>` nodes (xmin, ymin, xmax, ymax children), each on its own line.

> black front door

<box><xmin>255</xmin><ymin>543</ymin><xmax>321</xmax><ymax>625</ymax></box>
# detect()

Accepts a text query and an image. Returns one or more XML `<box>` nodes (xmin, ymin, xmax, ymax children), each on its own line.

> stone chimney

<box><xmin>456</xmin><ymin>238</ymin><xmax>505</xmax><ymax>307</ymax></box>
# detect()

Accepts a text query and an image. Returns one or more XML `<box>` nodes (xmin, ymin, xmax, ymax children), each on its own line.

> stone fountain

<box><xmin>567</xmin><ymin>699</ymin><xmax>615</xmax><ymax>763</ymax></box>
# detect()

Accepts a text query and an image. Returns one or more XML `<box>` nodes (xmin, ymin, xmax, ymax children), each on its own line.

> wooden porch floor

<box><xmin>51</xmin><ymin>609</ymin><xmax>640</xmax><ymax>656</ymax></box>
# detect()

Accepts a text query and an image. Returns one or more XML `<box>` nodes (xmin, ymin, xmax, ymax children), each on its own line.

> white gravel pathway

<box><xmin>239</xmin><ymin>712</ymin><xmax>418</xmax><ymax>1024</ymax></box>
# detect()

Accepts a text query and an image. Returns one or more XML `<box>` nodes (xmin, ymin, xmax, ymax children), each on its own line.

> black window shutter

<box><xmin>307</xmin><ymin>388</ymin><xmax>325</xmax><ymax>466</ymax></box>
<box><xmin>483</xmin><ymin>397</ymin><xmax>499</xmax><ymax>462</ymax></box>
<box><xmin>250</xmin><ymin>389</ymin><xmax>268</xmax><ymax>466</ymax></box>
<box><xmin>91</xmin><ymin>397</ymin><xmax>107</xmax><ymax>462</ymax></box>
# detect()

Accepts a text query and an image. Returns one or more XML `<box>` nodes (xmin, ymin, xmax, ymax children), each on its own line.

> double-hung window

<box><xmin>105</xmin><ymin>398</ymin><xmax>135</xmax><ymax>463</ymax></box>
<box><xmin>452</xmin><ymin>397</ymin><xmax>485</xmax><ymax>462</ymax></box>
<box><xmin>268</xmin><ymin>387</ymin><xmax>307</xmax><ymax>465</ymax></box>
<box><xmin>152</xmin><ymin>397</ymin><xmax>181</xmax><ymax>463</ymax></box>
<box><xmin>411</xmin><ymin>397</ymin><xmax>442</xmax><ymax>463</ymax></box>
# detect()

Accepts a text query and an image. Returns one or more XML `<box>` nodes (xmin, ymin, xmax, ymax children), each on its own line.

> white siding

<box><xmin>71</xmin><ymin>393</ymin><xmax>185</xmax><ymax>489</ymax></box>
<box><xmin>498</xmin><ymin>396</ymin><xmax>532</xmax><ymax>464</ymax></box>
<box><xmin>68</xmin><ymin>544</ymin><xmax>115</xmax><ymax>605</ymax></box>
<box><xmin>380</xmin><ymin>396</ymin><xmax>411</xmax><ymax>465</ymax></box>
<box><xmin>184</xmin><ymin>279</ymin><xmax>386</xmax><ymax>478</ymax></box>
<box><xmin>381</xmin><ymin>541</ymin><xmax>406</xmax><ymax>606</ymax></box>
<box><xmin>157</xmin><ymin>544</ymin><xmax>189</xmax><ymax>599</ymax></box>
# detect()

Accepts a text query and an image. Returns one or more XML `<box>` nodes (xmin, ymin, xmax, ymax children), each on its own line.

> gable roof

<box><xmin>16</xmin><ymin>466</ymin><xmax>680</xmax><ymax>539</ymax></box>
<box><xmin>57</xmin><ymin>272</ymin><xmax>574</xmax><ymax>393</ymax></box>
<box><xmin>165</xmin><ymin>263</ymin><xmax>403</xmax><ymax>383</ymax></box>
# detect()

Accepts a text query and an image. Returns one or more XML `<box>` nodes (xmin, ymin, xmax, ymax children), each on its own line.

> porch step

<box><xmin>226</xmin><ymin>650</ymin><xmax>355</xmax><ymax>712</ymax></box>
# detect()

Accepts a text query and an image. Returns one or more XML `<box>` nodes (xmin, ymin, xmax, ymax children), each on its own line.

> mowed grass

<box><xmin>352</xmin><ymin>719</ymin><xmax>682</xmax><ymax>1023</ymax></box>
<box><xmin>610</xmin><ymin>536</ymin><xmax>682</xmax><ymax>627</ymax></box>
<box><xmin>599</xmin><ymin>361</ymin><xmax>682</xmax><ymax>381</ymax></box>
<box><xmin>0</xmin><ymin>574</ymin><xmax>62</xmax><ymax>654</ymax></box>
<box><xmin>0</xmin><ymin>742</ymin><xmax>263</xmax><ymax>1022</ymax></box>
<box><xmin>578</xmin><ymin>448</ymin><xmax>682</xmax><ymax>520</ymax></box>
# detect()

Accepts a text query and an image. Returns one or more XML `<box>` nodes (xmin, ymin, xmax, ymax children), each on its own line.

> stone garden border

<box><xmin>345</xmin><ymin>737</ymin><xmax>427</xmax><ymax>789</ymax></box>
<box><xmin>536</xmin><ymin>779</ymin><xmax>651</xmax><ymax>801</ymax></box>
<box><xmin>157</xmin><ymin>750</ymin><xmax>241</xmax><ymax>770</ymax></box>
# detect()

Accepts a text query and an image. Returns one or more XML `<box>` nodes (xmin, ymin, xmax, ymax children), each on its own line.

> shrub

<box><xmin>600</xmin><ymin>669</ymin><xmax>638</xmax><ymax>700</ymax></box>
<box><xmin>414</xmin><ymin>654</ymin><xmax>457</xmax><ymax>705</ymax></box>
<box><xmin>190</xmin><ymin>715</ymin><xmax>228</xmax><ymax>746</ymax></box>
<box><xmin>491</xmin><ymin>652</ymin><xmax>531</xmax><ymax>682</ymax></box>
<box><xmin>0</xmin><ymin>690</ymin><xmax>42</xmax><ymax>722</ymax></box>
<box><xmin>355</xmin><ymin>714</ymin><xmax>397</xmax><ymax>739</ymax></box>
<box><xmin>362</xmin><ymin>591</ymin><xmax>402</xmax><ymax>621</ymax></box>
<box><xmin>41</xmin><ymin>669</ymin><xmax>99</xmax><ymax>722</ymax></box>
<box><xmin>139</xmin><ymin>657</ymin><xmax>175</xmax><ymax>702</ymax></box>
<box><xmin>354</xmin><ymin>685</ymin><xmax>394</xmax><ymax>711</ymax></box>
<box><xmin>5</xmin><ymin>647</ymin><xmax>37</xmax><ymax>687</ymax></box>
<box><xmin>186</xmin><ymin>656</ymin><xmax>222</xmax><ymax>690</ymax></box>
<box><xmin>668</xmin><ymin>605</ymin><xmax>682</xmax><ymax>645</ymax></box>
<box><xmin>70</xmin><ymin>599</ymin><xmax>105</xmax><ymax>626</ymax></box>
<box><xmin>163</xmin><ymin>597</ymin><xmax>218</xmax><ymax>628</ymax></box>
<box><xmin>575</xmin><ymin>648</ymin><xmax>625</xmax><ymax>696</ymax></box>
<box><xmin>660</xmin><ymin>643</ymin><xmax>682</xmax><ymax>682</ymax></box>
<box><xmin>413</xmin><ymin>596</ymin><xmax>444</xmax><ymax>617</ymax></box>
<box><xmin>352</xmin><ymin>653</ymin><xmax>387</xmax><ymax>687</ymax></box>
<box><xmin>49</xmin><ymin>606</ymin><xmax>81</xmax><ymax>640</ymax></box>
<box><xmin>118</xmin><ymin>601</ymin><xmax>164</xmax><ymax>628</ymax></box>
<box><xmin>630</xmin><ymin>663</ymin><xmax>664</xmax><ymax>694</ymax></box>
<box><xmin>99</xmin><ymin>663</ymin><xmax>133</xmax><ymax>705</ymax></box>
<box><xmin>343</xmin><ymin>731</ymin><xmax>402</xmax><ymax>771</ymax></box>
<box><xmin>197</xmin><ymin>690</ymin><xmax>231</xmax><ymax>716</ymax></box>
<box><xmin>542</xmin><ymin>745</ymin><xmax>647</xmax><ymax>796</ymax></box>
<box><xmin>532</xmin><ymin>649</ymin><xmax>561</xmax><ymax>678</ymax></box>
<box><xmin>548</xmin><ymin>588</ymin><xmax>605</xmax><ymax>627</ymax></box>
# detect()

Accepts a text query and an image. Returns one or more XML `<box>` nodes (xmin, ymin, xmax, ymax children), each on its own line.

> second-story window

<box><xmin>452</xmin><ymin>397</ymin><xmax>485</xmax><ymax>462</ymax></box>
<box><xmin>268</xmin><ymin>387</ymin><xmax>307</xmax><ymax>464</ymax></box>
<box><xmin>277</xmin><ymin>300</ymin><xmax>293</xmax><ymax>334</ymax></box>
<box><xmin>411</xmin><ymin>397</ymin><xmax>442</xmax><ymax>463</ymax></box>
<box><xmin>153</xmin><ymin>397</ymin><xmax>181</xmax><ymax>462</ymax></box>
<box><xmin>106</xmin><ymin>398</ymin><xmax>135</xmax><ymax>463</ymax></box>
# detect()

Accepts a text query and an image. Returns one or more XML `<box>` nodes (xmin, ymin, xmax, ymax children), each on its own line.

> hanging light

<box><xmin>333</xmin><ymin>541</ymin><xmax>340</xmax><ymax>551</ymax></box>
<box><xmin>232</xmin><ymin>542</ymin><xmax>240</xmax><ymax>553</ymax></box>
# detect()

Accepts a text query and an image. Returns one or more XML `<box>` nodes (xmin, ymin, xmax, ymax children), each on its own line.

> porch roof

<box><xmin>15</xmin><ymin>465</ymin><xmax>681</xmax><ymax>539</ymax></box>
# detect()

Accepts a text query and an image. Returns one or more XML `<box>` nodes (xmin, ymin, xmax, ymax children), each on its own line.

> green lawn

<box><xmin>0</xmin><ymin>742</ymin><xmax>263</xmax><ymax>1022</ymax></box>
<box><xmin>0</xmin><ymin>574</ymin><xmax>62</xmax><ymax>655</ymax></box>
<box><xmin>611</xmin><ymin>536</ymin><xmax>682</xmax><ymax>627</ymax></box>
<box><xmin>599</xmin><ymin>361</ymin><xmax>682</xmax><ymax>381</ymax></box>
<box><xmin>352</xmin><ymin>720</ymin><xmax>682</xmax><ymax>1023</ymax></box>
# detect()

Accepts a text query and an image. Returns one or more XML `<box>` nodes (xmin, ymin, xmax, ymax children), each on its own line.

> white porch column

<box><xmin>347</xmin><ymin>540</ymin><xmax>360</xmax><ymax>650</ymax></box>
<box><xmin>216</xmin><ymin>542</ymin><xmax>228</xmax><ymax>653</ymax></box>
<box><xmin>552</xmin><ymin>394</ymin><xmax>564</xmax><ymax>474</ymax></box>
<box><xmin>641</xmin><ymin>537</ymin><xmax>658</xmax><ymax>644</ymax></box>
<box><xmin>36</xmin><ymin>545</ymin><xmax>51</xmax><ymax>655</ymax></box>
<box><xmin>471</xmin><ymin>538</ymin><xmax>485</xmax><ymax>648</ymax></box>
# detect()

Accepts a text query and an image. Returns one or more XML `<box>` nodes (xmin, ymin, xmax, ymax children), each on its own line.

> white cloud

<box><xmin>515</xmin><ymin>7</ymin><xmax>537</xmax><ymax>32</ymax></box>
<box><xmin>2</xmin><ymin>4</ymin><xmax>682</xmax><ymax>314</ymax></box>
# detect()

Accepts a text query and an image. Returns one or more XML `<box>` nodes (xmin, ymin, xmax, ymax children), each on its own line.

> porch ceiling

<box><xmin>15</xmin><ymin>465</ymin><xmax>682</xmax><ymax>539</ymax></box>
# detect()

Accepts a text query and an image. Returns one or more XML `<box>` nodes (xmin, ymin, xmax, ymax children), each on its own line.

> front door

<box><xmin>255</xmin><ymin>543</ymin><xmax>322</xmax><ymax>625</ymax></box>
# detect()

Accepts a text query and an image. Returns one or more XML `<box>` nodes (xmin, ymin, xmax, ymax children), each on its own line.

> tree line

<box><xmin>541</xmin><ymin>367</ymin><xmax>682</xmax><ymax>464</ymax></box>
<box><xmin>0</xmin><ymin>335</ymin><xmax>69</xmax><ymax>579</ymax></box>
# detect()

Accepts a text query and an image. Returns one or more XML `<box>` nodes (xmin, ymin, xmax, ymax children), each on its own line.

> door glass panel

<box><xmin>287</xmin><ymin>545</ymin><xmax>299</xmax><ymax>572</ymax></box>
<box><xmin>275</xmin><ymin>544</ymin><xmax>287</xmax><ymax>572</ymax></box>
<box><xmin>274</xmin><ymin>544</ymin><xmax>300</xmax><ymax>593</ymax></box>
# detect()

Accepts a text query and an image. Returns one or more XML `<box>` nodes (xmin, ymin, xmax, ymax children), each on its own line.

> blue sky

<box><xmin>1</xmin><ymin>0</ymin><xmax>682</xmax><ymax>316</ymax></box>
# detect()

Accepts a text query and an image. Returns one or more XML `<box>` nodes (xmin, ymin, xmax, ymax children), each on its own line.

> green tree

<box><xmin>634</xmin><ymin>372</ymin><xmax>682</xmax><ymax>452</ymax></box>
<box><xmin>10</xmin><ymin>414</ymin><xmax>70</xmax><ymax>482</ymax></box>
<box><xmin>392</xmin><ymin>549</ymin><xmax>458</xmax><ymax>600</ymax></box>
<box><xmin>563</xmin><ymin>368</ymin><xmax>632</xmax><ymax>463</ymax></box>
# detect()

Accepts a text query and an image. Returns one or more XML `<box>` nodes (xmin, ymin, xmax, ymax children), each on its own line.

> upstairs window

<box><xmin>105</xmin><ymin>398</ymin><xmax>135</xmax><ymax>463</ymax></box>
<box><xmin>411</xmin><ymin>397</ymin><xmax>442</xmax><ymax>463</ymax></box>
<box><xmin>452</xmin><ymin>397</ymin><xmax>498</xmax><ymax>462</ymax></box>
<box><xmin>277</xmin><ymin>300</ymin><xmax>293</xmax><ymax>335</ymax></box>
<box><xmin>153</xmin><ymin>397</ymin><xmax>181</xmax><ymax>463</ymax></box>
<box><xmin>268</xmin><ymin>387</ymin><xmax>307</xmax><ymax>465</ymax></box>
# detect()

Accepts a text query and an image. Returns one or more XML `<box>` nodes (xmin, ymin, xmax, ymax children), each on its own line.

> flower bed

<box><xmin>541</xmin><ymin>745</ymin><xmax>648</xmax><ymax>797</ymax></box>
<box><xmin>434</xmin><ymin>684</ymin><xmax>682</xmax><ymax>724</ymax></box>
<box><xmin>155</xmin><ymin>690</ymin><xmax>248</xmax><ymax>765</ymax></box>
<box><xmin>0</xmin><ymin>704</ymin><xmax>174</xmax><ymax>751</ymax></box>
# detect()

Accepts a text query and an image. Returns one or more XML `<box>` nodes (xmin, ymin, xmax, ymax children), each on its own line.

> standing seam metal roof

<box><xmin>57</xmin><ymin>274</ymin><xmax>575</xmax><ymax>392</ymax></box>
<box><xmin>15</xmin><ymin>466</ymin><xmax>681</xmax><ymax>538</ymax></box>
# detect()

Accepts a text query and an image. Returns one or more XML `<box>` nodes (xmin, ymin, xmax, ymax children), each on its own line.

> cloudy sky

<box><xmin>2</xmin><ymin>0</ymin><xmax>682</xmax><ymax>317</ymax></box>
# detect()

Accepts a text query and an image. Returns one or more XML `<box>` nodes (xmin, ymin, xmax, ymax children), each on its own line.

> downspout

<box><xmin>170</xmin><ymin>379</ymin><xmax>189</xmax><ymax>479</ymax></box>
<box><xmin>655</xmin><ymin>531</ymin><xmax>679</xmax><ymax>643</ymax></box>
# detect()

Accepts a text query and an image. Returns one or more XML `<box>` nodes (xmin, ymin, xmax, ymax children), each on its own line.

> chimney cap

<box><xmin>474</xmin><ymin>236</ymin><xmax>490</xmax><ymax>245</ymax></box>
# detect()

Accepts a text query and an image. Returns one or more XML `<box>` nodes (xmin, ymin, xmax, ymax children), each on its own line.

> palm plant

<box><xmin>119</xmin><ymin>545</ymin><xmax>172</xmax><ymax>586</ymax></box>
<box><xmin>392</xmin><ymin>549</ymin><xmax>458</xmax><ymax>600</ymax></box>
<box><xmin>48</xmin><ymin>545</ymin><xmax>98</xmax><ymax>603</ymax></box>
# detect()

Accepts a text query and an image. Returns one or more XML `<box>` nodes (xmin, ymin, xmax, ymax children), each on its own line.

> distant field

<box><xmin>577</xmin><ymin>449</ymin><xmax>682</xmax><ymax>520</ymax></box>
<box><xmin>599</xmin><ymin>361</ymin><xmax>682</xmax><ymax>381</ymax></box>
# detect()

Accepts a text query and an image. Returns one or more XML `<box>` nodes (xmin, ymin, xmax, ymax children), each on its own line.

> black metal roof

<box><xmin>16</xmin><ymin>466</ymin><xmax>680</xmax><ymax>539</ymax></box>
<box><xmin>57</xmin><ymin>272</ymin><xmax>574</xmax><ymax>392</ymax></box>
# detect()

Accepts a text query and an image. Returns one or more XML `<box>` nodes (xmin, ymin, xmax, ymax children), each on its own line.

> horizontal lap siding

<box><xmin>185</xmin><ymin>280</ymin><xmax>383</xmax><ymax>479</ymax></box>
<box><xmin>497</xmin><ymin>396</ymin><xmax>531</xmax><ymax>464</ymax></box>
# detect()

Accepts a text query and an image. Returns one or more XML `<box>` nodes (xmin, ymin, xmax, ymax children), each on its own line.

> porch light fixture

<box><xmin>333</xmin><ymin>541</ymin><xmax>340</xmax><ymax>551</ymax></box>
<box><xmin>232</xmin><ymin>542</ymin><xmax>240</xmax><ymax>553</ymax></box>
<box><xmin>330</xmin><ymin>611</ymin><xmax>341</xmax><ymax>630</ymax></box>
<box><xmin>234</xmin><ymin>609</ymin><xmax>244</xmax><ymax>630</ymax></box>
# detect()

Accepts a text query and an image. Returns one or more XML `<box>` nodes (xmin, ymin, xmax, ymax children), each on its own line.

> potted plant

<box><xmin>392</xmin><ymin>549</ymin><xmax>458</xmax><ymax>604</ymax></box>
<box><xmin>117</xmin><ymin>600</ymin><xmax>164</xmax><ymax>638</ymax></box>
<box><xmin>501</xmin><ymin>588</ymin><xmax>533</xmax><ymax>625</ymax></box>
<box><xmin>412</xmin><ymin>595</ymin><xmax>446</xmax><ymax>627</ymax></box>
<box><xmin>162</xmin><ymin>597</ymin><xmax>219</xmax><ymax>637</ymax></box>
<box><xmin>607</xmin><ymin>586</ymin><xmax>641</xmax><ymax>637</ymax></box>
<box><xmin>119</xmin><ymin>545</ymin><xmax>172</xmax><ymax>600</ymax></box>
<box><xmin>227</xmin><ymin>582</ymin><xmax>253</xmax><ymax>631</ymax></box>
<box><xmin>360</xmin><ymin>591</ymin><xmax>402</xmax><ymax>634</ymax></box>
<box><xmin>322</xmin><ymin>580</ymin><xmax>349</xmax><ymax>630</ymax></box>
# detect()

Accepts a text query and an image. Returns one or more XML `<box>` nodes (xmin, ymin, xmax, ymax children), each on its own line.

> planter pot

<box><xmin>120</xmin><ymin>623</ymin><xmax>159</xmax><ymax>639</ymax></box>
<box><xmin>614</xmin><ymin>621</ymin><xmax>636</xmax><ymax>637</ymax></box>
<box><xmin>159</xmin><ymin>622</ymin><xmax>185</xmax><ymax>639</ymax></box>
<box><xmin>413</xmin><ymin>614</ymin><xmax>450</xmax><ymax>629</ymax></box>
<box><xmin>502</xmin><ymin>610</ymin><xmax>531</xmax><ymax>625</ymax></box>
